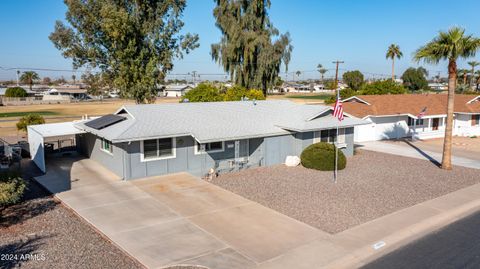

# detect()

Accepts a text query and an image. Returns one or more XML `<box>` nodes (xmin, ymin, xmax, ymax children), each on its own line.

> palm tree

<box><xmin>468</xmin><ymin>61</ymin><xmax>479</xmax><ymax>87</ymax></box>
<box><xmin>295</xmin><ymin>70</ymin><xmax>301</xmax><ymax>82</ymax></box>
<box><xmin>386</xmin><ymin>44</ymin><xmax>403</xmax><ymax>81</ymax></box>
<box><xmin>20</xmin><ymin>71</ymin><xmax>40</xmax><ymax>91</ymax></box>
<box><xmin>458</xmin><ymin>69</ymin><xmax>469</xmax><ymax>85</ymax></box>
<box><xmin>317</xmin><ymin>64</ymin><xmax>328</xmax><ymax>85</ymax></box>
<box><xmin>414</xmin><ymin>27</ymin><xmax>480</xmax><ymax>170</ymax></box>
<box><xmin>72</xmin><ymin>74</ymin><xmax>76</xmax><ymax>85</ymax></box>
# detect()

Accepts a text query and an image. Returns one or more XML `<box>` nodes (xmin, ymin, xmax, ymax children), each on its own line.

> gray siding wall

<box><xmin>80</xmin><ymin>127</ymin><xmax>356</xmax><ymax>180</ymax></box>
<box><xmin>78</xmin><ymin>133</ymin><xmax>126</xmax><ymax>179</ymax></box>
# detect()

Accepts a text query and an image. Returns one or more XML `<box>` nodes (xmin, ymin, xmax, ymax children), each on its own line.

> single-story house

<box><xmin>340</xmin><ymin>94</ymin><xmax>480</xmax><ymax>142</ymax></box>
<box><xmin>162</xmin><ymin>84</ymin><xmax>193</xmax><ymax>97</ymax></box>
<box><xmin>28</xmin><ymin>100</ymin><xmax>366</xmax><ymax>180</ymax></box>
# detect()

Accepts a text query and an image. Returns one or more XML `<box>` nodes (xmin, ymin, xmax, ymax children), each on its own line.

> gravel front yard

<box><xmin>212</xmin><ymin>150</ymin><xmax>480</xmax><ymax>234</ymax></box>
<box><xmin>0</xmin><ymin>161</ymin><xmax>144</xmax><ymax>269</ymax></box>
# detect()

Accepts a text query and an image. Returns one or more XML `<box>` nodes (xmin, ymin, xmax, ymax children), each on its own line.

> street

<box><xmin>363</xmin><ymin>210</ymin><xmax>480</xmax><ymax>269</ymax></box>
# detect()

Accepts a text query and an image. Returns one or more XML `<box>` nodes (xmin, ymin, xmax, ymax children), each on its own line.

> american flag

<box><xmin>417</xmin><ymin>107</ymin><xmax>427</xmax><ymax>118</ymax></box>
<box><xmin>333</xmin><ymin>99</ymin><xmax>344</xmax><ymax>121</ymax></box>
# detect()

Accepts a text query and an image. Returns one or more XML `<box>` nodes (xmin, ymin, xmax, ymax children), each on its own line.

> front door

<box><xmin>432</xmin><ymin>118</ymin><xmax>439</xmax><ymax>131</ymax></box>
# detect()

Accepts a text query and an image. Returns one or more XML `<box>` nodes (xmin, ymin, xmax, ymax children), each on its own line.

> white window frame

<box><xmin>100</xmin><ymin>138</ymin><xmax>113</xmax><ymax>155</ymax></box>
<box><xmin>194</xmin><ymin>141</ymin><xmax>225</xmax><ymax>155</ymax></box>
<box><xmin>140</xmin><ymin>138</ymin><xmax>176</xmax><ymax>162</ymax></box>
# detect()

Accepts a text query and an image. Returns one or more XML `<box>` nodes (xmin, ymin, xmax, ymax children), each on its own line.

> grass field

<box><xmin>286</xmin><ymin>94</ymin><xmax>332</xmax><ymax>100</ymax></box>
<box><xmin>0</xmin><ymin>111</ymin><xmax>60</xmax><ymax>118</ymax></box>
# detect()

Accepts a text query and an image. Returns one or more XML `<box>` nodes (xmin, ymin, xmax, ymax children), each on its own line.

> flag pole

<box><xmin>334</xmin><ymin>87</ymin><xmax>340</xmax><ymax>183</ymax></box>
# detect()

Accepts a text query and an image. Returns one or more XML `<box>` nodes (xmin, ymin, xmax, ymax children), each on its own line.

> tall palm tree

<box><xmin>386</xmin><ymin>44</ymin><xmax>403</xmax><ymax>81</ymax></box>
<box><xmin>458</xmin><ymin>69</ymin><xmax>469</xmax><ymax>85</ymax></box>
<box><xmin>72</xmin><ymin>74</ymin><xmax>76</xmax><ymax>85</ymax></box>
<box><xmin>295</xmin><ymin>70</ymin><xmax>301</xmax><ymax>82</ymax></box>
<box><xmin>317</xmin><ymin>64</ymin><xmax>328</xmax><ymax>84</ymax></box>
<box><xmin>414</xmin><ymin>27</ymin><xmax>480</xmax><ymax>170</ymax></box>
<box><xmin>20</xmin><ymin>71</ymin><xmax>40</xmax><ymax>91</ymax></box>
<box><xmin>468</xmin><ymin>61</ymin><xmax>479</xmax><ymax>87</ymax></box>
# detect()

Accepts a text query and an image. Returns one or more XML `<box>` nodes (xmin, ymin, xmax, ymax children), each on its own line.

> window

<box><xmin>195</xmin><ymin>141</ymin><xmax>224</xmax><ymax>154</ymax></box>
<box><xmin>141</xmin><ymin>138</ymin><xmax>176</xmax><ymax>161</ymax></box>
<box><xmin>472</xmin><ymin>115</ymin><xmax>480</xmax><ymax>126</ymax></box>
<box><xmin>408</xmin><ymin>117</ymin><xmax>424</xmax><ymax>127</ymax></box>
<box><xmin>314</xmin><ymin>129</ymin><xmax>345</xmax><ymax>144</ymax></box>
<box><xmin>100</xmin><ymin>138</ymin><xmax>113</xmax><ymax>154</ymax></box>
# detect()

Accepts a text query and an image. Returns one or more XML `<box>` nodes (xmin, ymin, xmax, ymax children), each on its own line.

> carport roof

<box><xmin>28</xmin><ymin>121</ymin><xmax>86</xmax><ymax>138</ymax></box>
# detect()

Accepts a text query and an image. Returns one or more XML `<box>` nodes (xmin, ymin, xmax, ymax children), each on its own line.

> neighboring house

<box><xmin>428</xmin><ymin>83</ymin><xmax>448</xmax><ymax>91</ymax></box>
<box><xmin>340</xmin><ymin>94</ymin><xmax>480</xmax><ymax>142</ymax></box>
<box><xmin>59</xmin><ymin>100</ymin><xmax>366</xmax><ymax>180</ymax></box>
<box><xmin>162</xmin><ymin>84</ymin><xmax>193</xmax><ymax>97</ymax></box>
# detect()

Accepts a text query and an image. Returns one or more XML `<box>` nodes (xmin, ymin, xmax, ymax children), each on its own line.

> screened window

<box><xmin>195</xmin><ymin>141</ymin><xmax>224</xmax><ymax>154</ymax></box>
<box><xmin>472</xmin><ymin>115</ymin><xmax>480</xmax><ymax>126</ymax></box>
<box><xmin>142</xmin><ymin>138</ymin><xmax>175</xmax><ymax>161</ymax></box>
<box><xmin>100</xmin><ymin>138</ymin><xmax>113</xmax><ymax>154</ymax></box>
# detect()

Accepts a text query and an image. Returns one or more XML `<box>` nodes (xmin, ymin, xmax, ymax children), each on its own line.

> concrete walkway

<box><xmin>357</xmin><ymin>141</ymin><xmax>480</xmax><ymax>169</ymax></box>
<box><xmin>36</xmin><ymin>158</ymin><xmax>327</xmax><ymax>269</ymax></box>
<box><xmin>35</xmin><ymin>157</ymin><xmax>480</xmax><ymax>268</ymax></box>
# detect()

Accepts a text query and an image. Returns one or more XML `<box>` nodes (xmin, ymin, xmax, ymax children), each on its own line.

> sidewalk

<box><xmin>357</xmin><ymin>141</ymin><xmax>480</xmax><ymax>169</ymax></box>
<box><xmin>256</xmin><ymin>182</ymin><xmax>480</xmax><ymax>268</ymax></box>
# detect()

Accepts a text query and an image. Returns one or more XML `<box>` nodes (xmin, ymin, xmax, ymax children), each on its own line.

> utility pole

<box><xmin>191</xmin><ymin>71</ymin><xmax>198</xmax><ymax>85</ymax></box>
<box><xmin>332</xmin><ymin>60</ymin><xmax>344</xmax><ymax>90</ymax></box>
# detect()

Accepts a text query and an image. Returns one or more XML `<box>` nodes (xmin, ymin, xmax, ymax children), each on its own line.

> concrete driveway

<box><xmin>357</xmin><ymin>140</ymin><xmax>480</xmax><ymax>169</ymax></box>
<box><xmin>36</xmin><ymin>158</ymin><xmax>328</xmax><ymax>269</ymax></box>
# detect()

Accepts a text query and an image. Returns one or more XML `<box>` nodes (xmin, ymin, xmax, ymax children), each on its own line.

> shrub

<box><xmin>16</xmin><ymin>114</ymin><xmax>45</xmax><ymax>132</ymax></box>
<box><xmin>5</xmin><ymin>87</ymin><xmax>27</xmax><ymax>98</ymax></box>
<box><xmin>0</xmin><ymin>172</ymin><xmax>26</xmax><ymax>206</ymax></box>
<box><xmin>300</xmin><ymin>142</ymin><xmax>346</xmax><ymax>171</ymax></box>
<box><xmin>223</xmin><ymin>85</ymin><xmax>266</xmax><ymax>101</ymax></box>
<box><xmin>181</xmin><ymin>83</ymin><xmax>223</xmax><ymax>102</ymax></box>
<box><xmin>359</xmin><ymin>79</ymin><xmax>407</xmax><ymax>95</ymax></box>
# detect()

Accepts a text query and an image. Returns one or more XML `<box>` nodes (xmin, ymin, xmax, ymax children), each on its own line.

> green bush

<box><xmin>16</xmin><ymin>114</ymin><xmax>46</xmax><ymax>132</ymax></box>
<box><xmin>0</xmin><ymin>172</ymin><xmax>26</xmax><ymax>206</ymax></box>
<box><xmin>223</xmin><ymin>86</ymin><xmax>266</xmax><ymax>101</ymax></box>
<box><xmin>300</xmin><ymin>142</ymin><xmax>346</xmax><ymax>171</ymax></box>
<box><xmin>5</xmin><ymin>87</ymin><xmax>28</xmax><ymax>98</ymax></box>
<box><xmin>181</xmin><ymin>83</ymin><xmax>266</xmax><ymax>103</ymax></box>
<box><xmin>181</xmin><ymin>83</ymin><xmax>224</xmax><ymax>102</ymax></box>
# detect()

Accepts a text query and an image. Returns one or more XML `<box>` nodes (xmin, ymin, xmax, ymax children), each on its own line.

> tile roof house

<box><xmin>64</xmin><ymin>100</ymin><xmax>366</xmax><ymax>180</ymax></box>
<box><xmin>340</xmin><ymin>94</ymin><xmax>480</xmax><ymax>142</ymax></box>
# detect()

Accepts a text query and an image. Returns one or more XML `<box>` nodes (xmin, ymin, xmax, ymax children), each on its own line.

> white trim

<box><xmin>342</xmin><ymin>96</ymin><xmax>371</xmax><ymax>105</ymax></box>
<box><xmin>194</xmin><ymin>141</ymin><xmax>225</xmax><ymax>155</ymax></box>
<box><xmin>114</xmin><ymin>106</ymin><xmax>135</xmax><ymax>119</ymax></box>
<box><xmin>100</xmin><ymin>138</ymin><xmax>114</xmax><ymax>156</ymax></box>
<box><xmin>140</xmin><ymin>138</ymin><xmax>176</xmax><ymax>162</ymax></box>
<box><xmin>466</xmin><ymin>95</ymin><xmax>480</xmax><ymax>104</ymax></box>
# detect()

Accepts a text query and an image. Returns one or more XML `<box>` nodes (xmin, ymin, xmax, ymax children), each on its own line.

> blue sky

<box><xmin>1</xmin><ymin>0</ymin><xmax>480</xmax><ymax>81</ymax></box>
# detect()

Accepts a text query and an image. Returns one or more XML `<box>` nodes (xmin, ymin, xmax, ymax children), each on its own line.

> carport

<box><xmin>28</xmin><ymin>121</ymin><xmax>86</xmax><ymax>173</ymax></box>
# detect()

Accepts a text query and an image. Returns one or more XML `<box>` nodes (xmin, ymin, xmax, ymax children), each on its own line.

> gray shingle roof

<box><xmin>75</xmin><ymin>100</ymin><xmax>367</xmax><ymax>143</ymax></box>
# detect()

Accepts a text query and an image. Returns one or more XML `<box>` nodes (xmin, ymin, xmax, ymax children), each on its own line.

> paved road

<box><xmin>362</xmin><ymin>210</ymin><xmax>480</xmax><ymax>269</ymax></box>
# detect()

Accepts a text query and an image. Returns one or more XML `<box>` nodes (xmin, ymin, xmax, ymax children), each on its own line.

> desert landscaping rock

<box><xmin>212</xmin><ymin>150</ymin><xmax>480</xmax><ymax>234</ymax></box>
